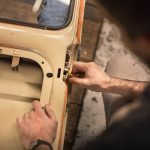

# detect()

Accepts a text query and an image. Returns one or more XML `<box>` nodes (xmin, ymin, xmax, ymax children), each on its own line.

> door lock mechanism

<box><xmin>63</xmin><ymin>45</ymin><xmax>81</xmax><ymax>81</ymax></box>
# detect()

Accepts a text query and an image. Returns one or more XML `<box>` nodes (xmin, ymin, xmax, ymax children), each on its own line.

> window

<box><xmin>0</xmin><ymin>0</ymin><xmax>72</xmax><ymax>29</ymax></box>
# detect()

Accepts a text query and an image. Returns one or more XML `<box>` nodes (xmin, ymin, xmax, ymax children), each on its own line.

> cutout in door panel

<box><xmin>0</xmin><ymin>57</ymin><xmax>43</xmax><ymax>100</ymax></box>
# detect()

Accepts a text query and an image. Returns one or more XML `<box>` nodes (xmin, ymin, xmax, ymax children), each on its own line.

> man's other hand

<box><xmin>16</xmin><ymin>101</ymin><xmax>58</xmax><ymax>149</ymax></box>
<box><xmin>68</xmin><ymin>62</ymin><xmax>111</xmax><ymax>92</ymax></box>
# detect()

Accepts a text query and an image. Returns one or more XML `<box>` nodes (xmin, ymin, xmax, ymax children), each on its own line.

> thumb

<box><xmin>45</xmin><ymin>105</ymin><xmax>57</xmax><ymax>121</ymax></box>
<box><xmin>72</xmin><ymin>62</ymin><xmax>88</xmax><ymax>73</ymax></box>
<box><xmin>68</xmin><ymin>77</ymin><xmax>89</xmax><ymax>86</ymax></box>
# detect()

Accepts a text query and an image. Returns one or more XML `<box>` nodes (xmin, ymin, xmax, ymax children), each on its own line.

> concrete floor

<box><xmin>73</xmin><ymin>18</ymin><xmax>132</xmax><ymax>149</ymax></box>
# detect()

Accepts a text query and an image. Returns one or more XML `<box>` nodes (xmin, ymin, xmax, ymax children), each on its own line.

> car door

<box><xmin>0</xmin><ymin>0</ymin><xmax>85</xmax><ymax>149</ymax></box>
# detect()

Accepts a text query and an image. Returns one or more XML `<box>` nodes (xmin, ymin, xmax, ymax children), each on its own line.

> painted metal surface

<box><xmin>0</xmin><ymin>0</ymin><xmax>85</xmax><ymax>149</ymax></box>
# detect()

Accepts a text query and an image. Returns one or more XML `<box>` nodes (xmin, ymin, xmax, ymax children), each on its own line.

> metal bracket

<box><xmin>11</xmin><ymin>51</ymin><xmax>20</xmax><ymax>71</ymax></box>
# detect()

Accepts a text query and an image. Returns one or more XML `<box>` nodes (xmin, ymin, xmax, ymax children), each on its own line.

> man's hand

<box><xmin>68</xmin><ymin>62</ymin><xmax>111</xmax><ymax>92</ymax></box>
<box><xmin>16</xmin><ymin>101</ymin><xmax>58</xmax><ymax>150</ymax></box>
<box><xmin>69</xmin><ymin>62</ymin><xmax>148</xmax><ymax>99</ymax></box>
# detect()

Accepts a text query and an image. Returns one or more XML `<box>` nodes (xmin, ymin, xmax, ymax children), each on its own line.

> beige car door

<box><xmin>0</xmin><ymin>0</ymin><xmax>85</xmax><ymax>149</ymax></box>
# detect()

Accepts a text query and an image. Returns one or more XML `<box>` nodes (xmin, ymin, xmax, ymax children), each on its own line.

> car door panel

<box><xmin>0</xmin><ymin>0</ymin><xmax>85</xmax><ymax>149</ymax></box>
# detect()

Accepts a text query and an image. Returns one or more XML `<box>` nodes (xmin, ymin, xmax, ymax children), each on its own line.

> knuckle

<box><xmin>84</xmin><ymin>63</ymin><xmax>89</xmax><ymax>70</ymax></box>
<box><xmin>90</xmin><ymin>62</ymin><xmax>96</xmax><ymax>66</ymax></box>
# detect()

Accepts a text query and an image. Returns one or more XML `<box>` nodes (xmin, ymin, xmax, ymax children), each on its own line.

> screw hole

<box><xmin>46</xmin><ymin>73</ymin><xmax>53</xmax><ymax>78</ymax></box>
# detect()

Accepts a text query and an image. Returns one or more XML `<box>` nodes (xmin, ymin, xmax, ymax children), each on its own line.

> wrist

<box><xmin>100</xmin><ymin>76</ymin><xmax>112</xmax><ymax>92</ymax></box>
<box><xmin>103</xmin><ymin>77</ymin><xmax>120</xmax><ymax>93</ymax></box>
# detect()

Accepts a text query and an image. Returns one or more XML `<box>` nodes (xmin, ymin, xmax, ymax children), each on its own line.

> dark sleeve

<box><xmin>79</xmin><ymin>85</ymin><xmax>150</xmax><ymax>150</ymax></box>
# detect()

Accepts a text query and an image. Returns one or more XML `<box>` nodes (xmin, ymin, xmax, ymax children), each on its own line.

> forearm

<box><xmin>103</xmin><ymin>77</ymin><xmax>149</xmax><ymax>99</ymax></box>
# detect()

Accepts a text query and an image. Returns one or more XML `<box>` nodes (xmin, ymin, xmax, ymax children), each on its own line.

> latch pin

<box><xmin>11</xmin><ymin>55</ymin><xmax>20</xmax><ymax>71</ymax></box>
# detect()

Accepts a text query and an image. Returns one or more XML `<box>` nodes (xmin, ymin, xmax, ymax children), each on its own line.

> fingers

<box><xmin>32</xmin><ymin>101</ymin><xmax>56</xmax><ymax>120</ymax></box>
<box><xmin>32</xmin><ymin>100</ymin><xmax>43</xmax><ymax>113</ymax></box>
<box><xmin>72</xmin><ymin>62</ymin><xmax>88</xmax><ymax>73</ymax></box>
<box><xmin>69</xmin><ymin>62</ymin><xmax>89</xmax><ymax>85</ymax></box>
<box><xmin>23</xmin><ymin>113</ymin><xmax>29</xmax><ymax>120</ymax></box>
<box><xmin>17</xmin><ymin>101</ymin><xmax>57</xmax><ymax>123</ymax></box>
<box><xmin>16</xmin><ymin>117</ymin><xmax>23</xmax><ymax>135</ymax></box>
<box><xmin>45</xmin><ymin>105</ymin><xmax>57</xmax><ymax>121</ymax></box>
<box><xmin>16</xmin><ymin>117</ymin><xmax>22</xmax><ymax>126</ymax></box>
